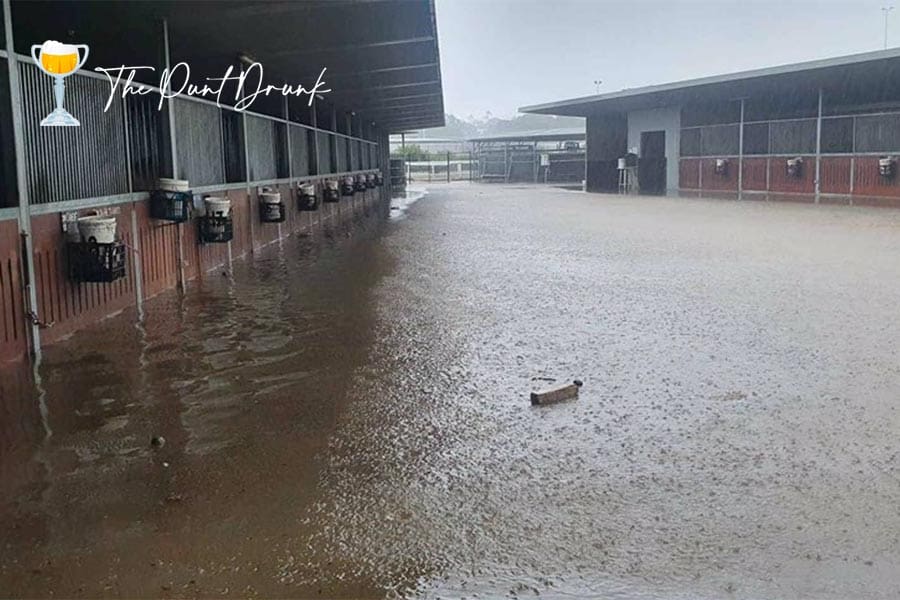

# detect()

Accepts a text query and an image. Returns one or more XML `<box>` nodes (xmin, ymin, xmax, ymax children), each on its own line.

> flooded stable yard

<box><xmin>2</xmin><ymin>183</ymin><xmax>900</xmax><ymax>599</ymax></box>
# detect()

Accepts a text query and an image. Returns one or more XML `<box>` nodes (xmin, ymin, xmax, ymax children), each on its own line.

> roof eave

<box><xmin>520</xmin><ymin>46</ymin><xmax>900</xmax><ymax>116</ymax></box>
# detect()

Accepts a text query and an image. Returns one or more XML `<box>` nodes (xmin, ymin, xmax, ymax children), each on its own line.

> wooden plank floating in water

<box><xmin>530</xmin><ymin>380</ymin><xmax>582</xmax><ymax>406</ymax></box>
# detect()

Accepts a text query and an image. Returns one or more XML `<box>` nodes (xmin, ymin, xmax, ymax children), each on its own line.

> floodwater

<box><xmin>2</xmin><ymin>183</ymin><xmax>900</xmax><ymax>599</ymax></box>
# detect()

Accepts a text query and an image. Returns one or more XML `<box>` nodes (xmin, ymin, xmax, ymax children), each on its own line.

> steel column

<box><xmin>330</xmin><ymin>106</ymin><xmax>338</xmax><ymax>173</ymax></box>
<box><xmin>4</xmin><ymin>0</ymin><xmax>41</xmax><ymax>356</ymax></box>
<box><xmin>815</xmin><ymin>87</ymin><xmax>823</xmax><ymax>204</ymax></box>
<box><xmin>122</xmin><ymin>95</ymin><xmax>144</xmax><ymax>312</ymax></box>
<box><xmin>130</xmin><ymin>209</ymin><xmax>144</xmax><ymax>315</ymax></box>
<box><xmin>163</xmin><ymin>19</ymin><xmax>178</xmax><ymax>177</ymax></box>
<box><xmin>285</xmin><ymin>96</ymin><xmax>293</xmax><ymax>183</ymax></box>
<box><xmin>163</xmin><ymin>19</ymin><xmax>186</xmax><ymax>290</ymax></box>
<box><xmin>311</xmin><ymin>102</ymin><xmax>320</xmax><ymax>175</ymax></box>
<box><xmin>243</xmin><ymin>94</ymin><xmax>254</xmax><ymax>250</ymax></box>
<box><xmin>738</xmin><ymin>98</ymin><xmax>745</xmax><ymax>200</ymax></box>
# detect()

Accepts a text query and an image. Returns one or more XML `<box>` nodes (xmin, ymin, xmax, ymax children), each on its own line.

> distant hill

<box><xmin>402</xmin><ymin>113</ymin><xmax>584</xmax><ymax>140</ymax></box>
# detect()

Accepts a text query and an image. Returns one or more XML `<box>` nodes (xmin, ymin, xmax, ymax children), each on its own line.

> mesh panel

<box><xmin>174</xmin><ymin>98</ymin><xmax>224</xmax><ymax>186</ymax></box>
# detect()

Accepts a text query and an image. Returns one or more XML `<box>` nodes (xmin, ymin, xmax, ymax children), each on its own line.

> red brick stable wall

<box><xmin>820</xmin><ymin>157</ymin><xmax>852</xmax><ymax>195</ymax></box>
<box><xmin>0</xmin><ymin>183</ymin><xmax>385</xmax><ymax>364</ymax></box>
<box><xmin>680</xmin><ymin>156</ymin><xmax>900</xmax><ymax>207</ymax></box>
<box><xmin>0</xmin><ymin>220</ymin><xmax>27</xmax><ymax>363</ymax></box>
<box><xmin>700</xmin><ymin>158</ymin><xmax>739</xmax><ymax>192</ymax></box>
<box><xmin>30</xmin><ymin>209</ymin><xmax>138</xmax><ymax>344</ymax></box>
<box><xmin>741</xmin><ymin>158</ymin><xmax>768</xmax><ymax>191</ymax></box>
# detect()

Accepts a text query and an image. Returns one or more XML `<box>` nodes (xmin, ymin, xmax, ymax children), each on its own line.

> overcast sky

<box><xmin>434</xmin><ymin>0</ymin><xmax>897</xmax><ymax>119</ymax></box>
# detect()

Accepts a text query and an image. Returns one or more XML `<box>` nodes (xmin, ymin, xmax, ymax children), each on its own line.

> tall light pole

<box><xmin>594</xmin><ymin>79</ymin><xmax>602</xmax><ymax>94</ymax></box>
<box><xmin>883</xmin><ymin>6</ymin><xmax>894</xmax><ymax>49</ymax></box>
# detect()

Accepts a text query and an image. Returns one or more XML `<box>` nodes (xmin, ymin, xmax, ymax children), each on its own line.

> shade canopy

<box><xmin>11</xmin><ymin>0</ymin><xmax>445</xmax><ymax>132</ymax></box>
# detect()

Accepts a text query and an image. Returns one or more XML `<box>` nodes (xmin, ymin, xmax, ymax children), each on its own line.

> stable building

<box><xmin>521</xmin><ymin>48</ymin><xmax>900</xmax><ymax>206</ymax></box>
<box><xmin>0</xmin><ymin>0</ymin><xmax>444</xmax><ymax>364</ymax></box>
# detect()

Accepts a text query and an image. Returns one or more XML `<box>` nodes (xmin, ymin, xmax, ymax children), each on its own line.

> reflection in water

<box><xmin>2</xmin><ymin>185</ymin><xmax>900</xmax><ymax>599</ymax></box>
<box><xmin>0</xmin><ymin>206</ymin><xmax>400</xmax><ymax>597</ymax></box>
<box><xmin>389</xmin><ymin>188</ymin><xmax>427</xmax><ymax>221</ymax></box>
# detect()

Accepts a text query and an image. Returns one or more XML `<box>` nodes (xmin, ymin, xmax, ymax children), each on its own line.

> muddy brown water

<box><xmin>2</xmin><ymin>184</ymin><xmax>900</xmax><ymax>599</ymax></box>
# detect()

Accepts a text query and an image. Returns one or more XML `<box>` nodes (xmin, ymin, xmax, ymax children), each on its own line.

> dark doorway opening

<box><xmin>639</xmin><ymin>130</ymin><xmax>667</xmax><ymax>195</ymax></box>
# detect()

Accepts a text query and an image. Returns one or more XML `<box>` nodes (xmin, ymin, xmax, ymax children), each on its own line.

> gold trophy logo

<box><xmin>31</xmin><ymin>40</ymin><xmax>90</xmax><ymax>126</ymax></box>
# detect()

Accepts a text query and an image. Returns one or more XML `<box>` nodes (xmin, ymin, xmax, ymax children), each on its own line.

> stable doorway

<box><xmin>639</xmin><ymin>130</ymin><xmax>667</xmax><ymax>195</ymax></box>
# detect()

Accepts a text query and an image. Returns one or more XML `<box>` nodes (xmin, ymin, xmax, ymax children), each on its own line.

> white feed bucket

<box><xmin>299</xmin><ymin>183</ymin><xmax>316</xmax><ymax>196</ymax></box>
<box><xmin>158</xmin><ymin>178</ymin><xmax>190</xmax><ymax>192</ymax></box>
<box><xmin>204</xmin><ymin>196</ymin><xmax>231</xmax><ymax>217</ymax></box>
<box><xmin>77</xmin><ymin>215</ymin><xmax>117</xmax><ymax>244</ymax></box>
<box><xmin>260</xmin><ymin>192</ymin><xmax>281</xmax><ymax>204</ymax></box>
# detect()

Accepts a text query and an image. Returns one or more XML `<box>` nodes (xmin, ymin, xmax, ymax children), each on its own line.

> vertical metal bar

<box><xmin>583</xmin><ymin>123</ymin><xmax>589</xmax><ymax>191</ymax></box>
<box><xmin>504</xmin><ymin>142</ymin><xmax>509</xmax><ymax>183</ymax></box>
<box><xmin>311</xmin><ymin>102</ymin><xmax>320</xmax><ymax>176</ymax></box>
<box><xmin>219</xmin><ymin>106</ymin><xmax>226</xmax><ymax>181</ymax></box>
<box><xmin>163</xmin><ymin>19</ymin><xmax>178</xmax><ymax>178</ymax></box>
<box><xmin>285</xmin><ymin>96</ymin><xmax>293</xmax><ymax>183</ymax></box>
<box><xmin>282</xmin><ymin>99</ymin><xmax>291</xmax><ymax>241</ymax></box>
<box><xmin>130</xmin><ymin>209</ymin><xmax>144</xmax><ymax>314</ymax></box>
<box><xmin>124</xmin><ymin>94</ymin><xmax>144</xmax><ymax>314</ymax></box>
<box><xmin>243</xmin><ymin>111</ymin><xmax>255</xmax><ymax>249</ymax></box>
<box><xmin>815</xmin><ymin>87</ymin><xmax>823</xmax><ymax>204</ymax></box>
<box><xmin>330</xmin><ymin>106</ymin><xmax>337</xmax><ymax>174</ymax></box>
<box><xmin>122</xmin><ymin>96</ymin><xmax>134</xmax><ymax>193</ymax></box>
<box><xmin>698</xmin><ymin>154</ymin><xmax>703</xmax><ymax>194</ymax></box>
<box><xmin>849</xmin><ymin>116</ymin><xmax>856</xmax><ymax>205</ymax></box>
<box><xmin>162</xmin><ymin>18</ymin><xmax>186</xmax><ymax>291</ymax></box>
<box><xmin>738</xmin><ymin>98</ymin><xmax>745</xmax><ymax>200</ymax></box>
<box><xmin>4</xmin><ymin>0</ymin><xmax>40</xmax><ymax>356</ymax></box>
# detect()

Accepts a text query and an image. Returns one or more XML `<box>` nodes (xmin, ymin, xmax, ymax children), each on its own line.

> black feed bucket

<box><xmin>67</xmin><ymin>241</ymin><xmax>127</xmax><ymax>283</ymax></box>
<box><xmin>259</xmin><ymin>191</ymin><xmax>286</xmax><ymax>223</ymax></box>
<box><xmin>341</xmin><ymin>176</ymin><xmax>355</xmax><ymax>197</ymax></box>
<box><xmin>150</xmin><ymin>190</ymin><xmax>192</xmax><ymax>223</ymax></box>
<box><xmin>325</xmin><ymin>180</ymin><xmax>341</xmax><ymax>203</ymax></box>
<box><xmin>198</xmin><ymin>216</ymin><xmax>234</xmax><ymax>243</ymax></box>
<box><xmin>298</xmin><ymin>183</ymin><xmax>319</xmax><ymax>211</ymax></box>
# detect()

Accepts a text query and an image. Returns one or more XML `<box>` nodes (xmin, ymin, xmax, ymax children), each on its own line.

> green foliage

<box><xmin>393</xmin><ymin>144</ymin><xmax>431</xmax><ymax>161</ymax></box>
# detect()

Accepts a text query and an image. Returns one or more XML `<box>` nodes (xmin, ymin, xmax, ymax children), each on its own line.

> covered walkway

<box><xmin>0</xmin><ymin>0</ymin><xmax>444</xmax><ymax>363</ymax></box>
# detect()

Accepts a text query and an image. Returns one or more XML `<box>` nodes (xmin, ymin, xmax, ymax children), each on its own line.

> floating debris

<box><xmin>530</xmin><ymin>380</ymin><xmax>581</xmax><ymax>406</ymax></box>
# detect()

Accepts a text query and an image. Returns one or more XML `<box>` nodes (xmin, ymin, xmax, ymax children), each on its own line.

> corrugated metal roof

<box><xmin>389</xmin><ymin>136</ymin><xmax>465</xmax><ymax>144</ymax></box>
<box><xmin>521</xmin><ymin>47</ymin><xmax>900</xmax><ymax>116</ymax></box>
<box><xmin>467</xmin><ymin>127</ymin><xmax>585</xmax><ymax>142</ymax></box>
